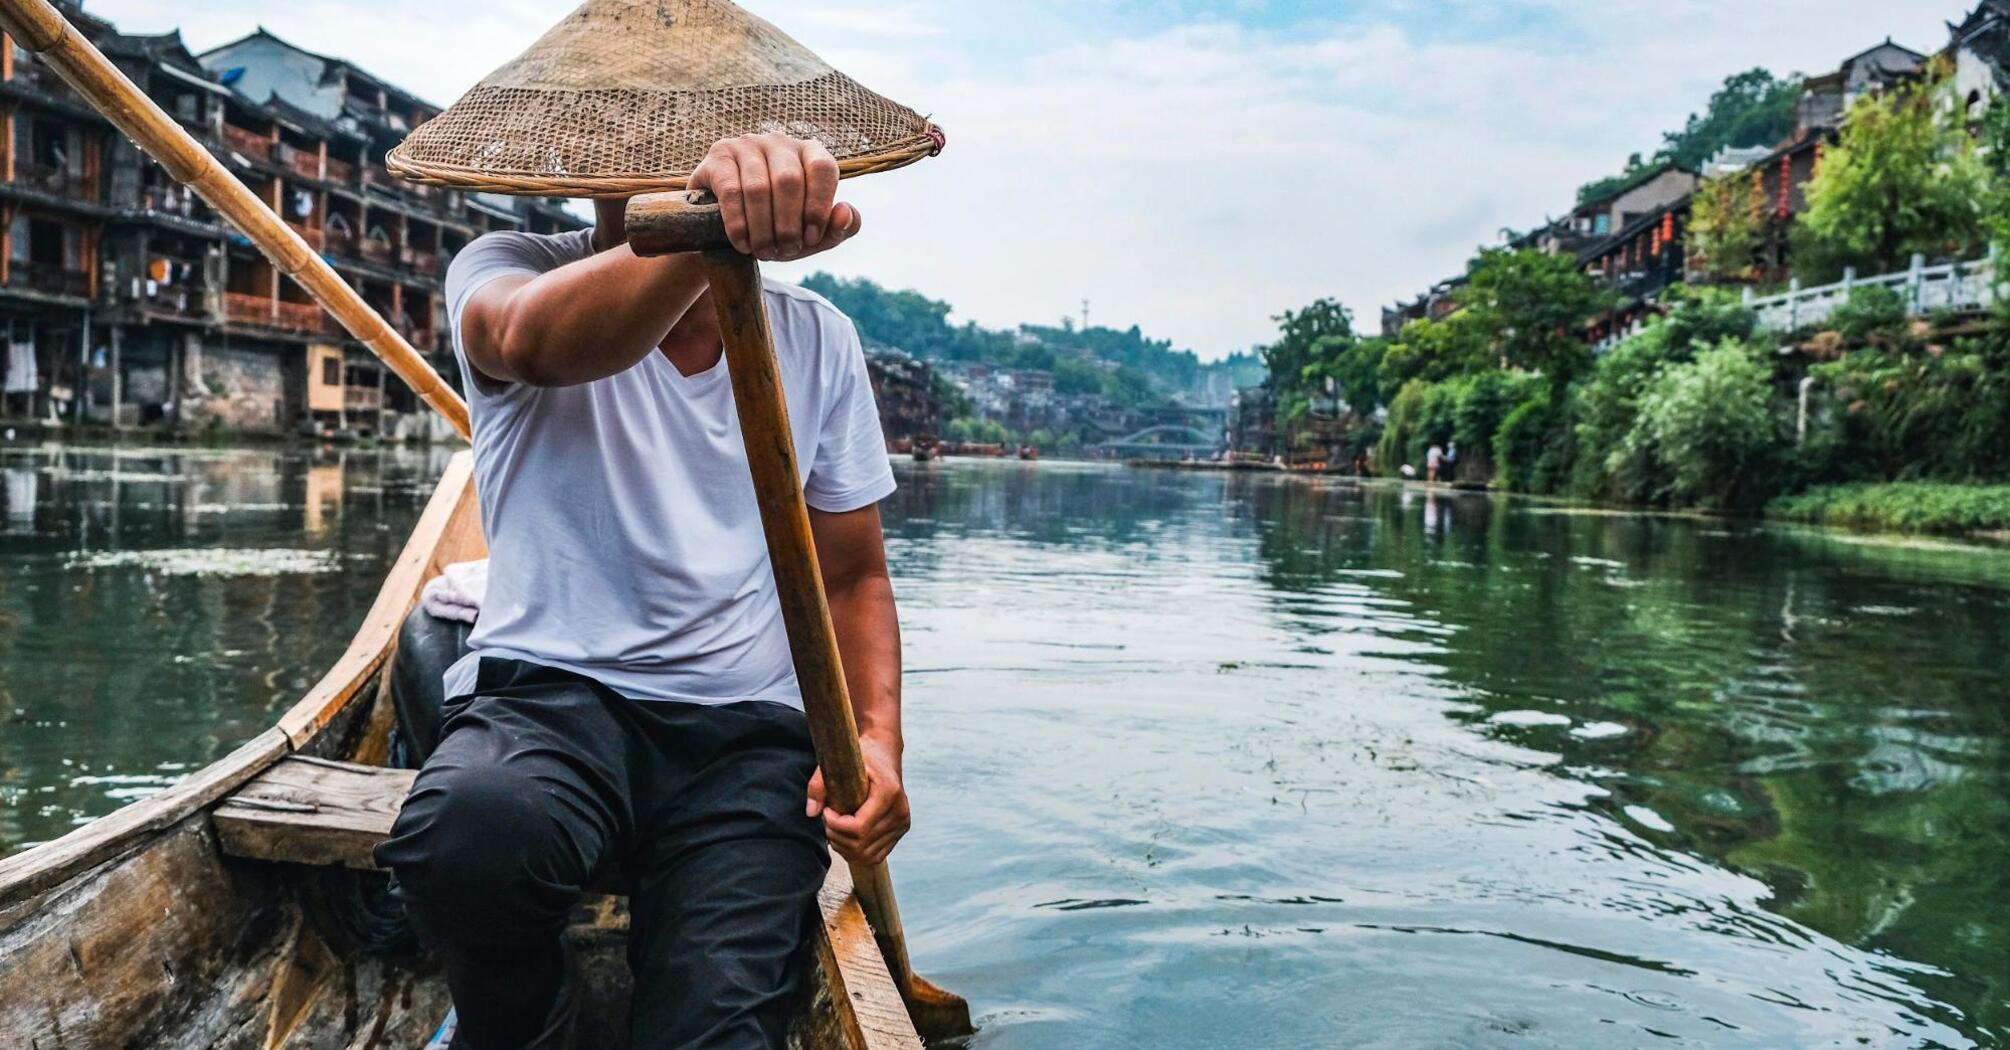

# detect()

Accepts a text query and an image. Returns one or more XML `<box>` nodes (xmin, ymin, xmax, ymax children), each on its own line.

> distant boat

<box><xmin>1017</xmin><ymin>445</ymin><xmax>1039</xmax><ymax>461</ymax></box>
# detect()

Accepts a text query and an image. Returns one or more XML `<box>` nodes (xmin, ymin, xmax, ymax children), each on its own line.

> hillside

<box><xmin>799</xmin><ymin>273</ymin><xmax>1262</xmax><ymax>406</ymax></box>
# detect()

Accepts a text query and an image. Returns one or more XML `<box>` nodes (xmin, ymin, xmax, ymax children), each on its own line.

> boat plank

<box><xmin>816</xmin><ymin>864</ymin><xmax>925</xmax><ymax>1050</ymax></box>
<box><xmin>213</xmin><ymin>755</ymin><xmax>416</xmax><ymax>870</ymax></box>
<box><xmin>1</xmin><ymin>820</ymin><xmax>274</xmax><ymax>1046</ymax></box>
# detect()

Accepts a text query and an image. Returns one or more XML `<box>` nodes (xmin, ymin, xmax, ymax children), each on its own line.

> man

<box><xmin>376</xmin><ymin>133</ymin><xmax>908</xmax><ymax>1050</ymax></box>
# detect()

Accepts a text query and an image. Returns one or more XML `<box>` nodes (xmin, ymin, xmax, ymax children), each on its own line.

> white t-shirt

<box><xmin>439</xmin><ymin>228</ymin><xmax>895</xmax><ymax>708</ymax></box>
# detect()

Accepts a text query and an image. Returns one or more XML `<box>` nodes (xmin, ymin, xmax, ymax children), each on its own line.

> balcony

<box><xmin>221</xmin><ymin>124</ymin><xmax>273</xmax><ymax>163</ymax></box>
<box><xmin>359</xmin><ymin>238</ymin><xmax>394</xmax><ymax>265</ymax></box>
<box><xmin>344</xmin><ymin>385</ymin><xmax>383</xmax><ymax>413</ymax></box>
<box><xmin>223</xmin><ymin>290</ymin><xmax>273</xmax><ymax>326</ymax></box>
<box><xmin>136</xmin><ymin>281</ymin><xmax>207</xmax><ymax>319</ymax></box>
<box><xmin>137</xmin><ymin>186</ymin><xmax>200</xmax><ymax>218</ymax></box>
<box><xmin>323</xmin><ymin>156</ymin><xmax>357</xmax><ymax>185</ymax></box>
<box><xmin>277</xmin><ymin>143</ymin><xmax>322</xmax><ymax>181</ymax></box>
<box><xmin>5</xmin><ymin>58</ymin><xmax>71</xmax><ymax>99</ymax></box>
<box><xmin>324</xmin><ymin>226</ymin><xmax>357</xmax><ymax>257</ymax></box>
<box><xmin>7</xmin><ymin>261</ymin><xmax>90</xmax><ymax>298</ymax></box>
<box><xmin>363</xmin><ymin>165</ymin><xmax>397</xmax><ymax>191</ymax></box>
<box><xmin>400</xmin><ymin>245</ymin><xmax>440</xmax><ymax>276</ymax></box>
<box><xmin>275</xmin><ymin>300</ymin><xmax>332</xmax><ymax>334</ymax></box>
<box><xmin>11</xmin><ymin>160</ymin><xmax>91</xmax><ymax>200</ymax></box>
<box><xmin>287</xmin><ymin>221</ymin><xmax>326</xmax><ymax>251</ymax></box>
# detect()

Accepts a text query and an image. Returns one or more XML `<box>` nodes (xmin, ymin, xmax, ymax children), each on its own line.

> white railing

<box><xmin>1744</xmin><ymin>249</ymin><xmax>1998</xmax><ymax>332</ymax></box>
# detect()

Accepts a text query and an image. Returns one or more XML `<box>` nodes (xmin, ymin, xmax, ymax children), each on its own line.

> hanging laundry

<box><xmin>147</xmin><ymin>257</ymin><xmax>170</xmax><ymax>283</ymax></box>
<box><xmin>292</xmin><ymin>189</ymin><xmax>314</xmax><ymax>219</ymax></box>
<box><xmin>5</xmin><ymin>342</ymin><xmax>37</xmax><ymax>394</ymax></box>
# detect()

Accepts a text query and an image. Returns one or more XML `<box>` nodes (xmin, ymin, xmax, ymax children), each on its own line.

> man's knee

<box><xmin>377</xmin><ymin>759</ymin><xmax>598</xmax><ymax>936</ymax></box>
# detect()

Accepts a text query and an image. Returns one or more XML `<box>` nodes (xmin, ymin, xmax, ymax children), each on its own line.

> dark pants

<box><xmin>375</xmin><ymin>658</ymin><xmax>829</xmax><ymax>1050</ymax></box>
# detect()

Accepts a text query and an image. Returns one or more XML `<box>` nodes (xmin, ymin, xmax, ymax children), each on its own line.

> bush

<box><xmin>1811</xmin><ymin>338</ymin><xmax>2010</xmax><ymax>481</ymax></box>
<box><xmin>946</xmin><ymin>417</ymin><xmax>1012</xmax><ymax>444</ymax></box>
<box><xmin>1630</xmin><ymin>339</ymin><xmax>1781</xmax><ymax>509</ymax></box>
<box><xmin>1495</xmin><ymin>388</ymin><xmax>1564</xmax><ymax>494</ymax></box>
<box><xmin>1767</xmin><ymin>482</ymin><xmax>2010</xmax><ymax>533</ymax></box>
<box><xmin>1374</xmin><ymin>371</ymin><xmax>1539</xmax><ymax>479</ymax></box>
<box><xmin>1826</xmin><ymin>285</ymin><xmax>1910</xmax><ymax>344</ymax></box>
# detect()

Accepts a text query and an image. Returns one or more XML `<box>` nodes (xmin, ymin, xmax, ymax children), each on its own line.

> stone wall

<box><xmin>177</xmin><ymin>336</ymin><xmax>291</xmax><ymax>434</ymax></box>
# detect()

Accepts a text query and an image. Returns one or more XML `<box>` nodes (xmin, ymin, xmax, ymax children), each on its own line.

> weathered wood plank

<box><xmin>213</xmin><ymin>755</ymin><xmax>415</xmax><ymax>870</ymax></box>
<box><xmin>2</xmin><ymin>819</ymin><xmax>280</xmax><ymax>1046</ymax></box>
<box><xmin>816</xmin><ymin>864</ymin><xmax>926</xmax><ymax>1050</ymax></box>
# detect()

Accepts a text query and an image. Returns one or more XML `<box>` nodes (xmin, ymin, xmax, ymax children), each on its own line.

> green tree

<box><xmin>1576</xmin><ymin>68</ymin><xmax>1798</xmax><ymax>202</ymax></box>
<box><xmin>1687</xmin><ymin>169</ymin><xmax>1763</xmax><ymax>281</ymax></box>
<box><xmin>1259</xmin><ymin>298</ymin><xmax>1354</xmax><ymax>396</ymax></box>
<box><xmin>1795</xmin><ymin>69</ymin><xmax>1988</xmax><ymax>279</ymax></box>
<box><xmin>1459</xmin><ymin>248</ymin><xmax>1615</xmax><ymax>385</ymax></box>
<box><xmin>1307</xmin><ymin>334</ymin><xmax>1389</xmax><ymax>417</ymax></box>
<box><xmin>1657</xmin><ymin>68</ymin><xmax>1800</xmax><ymax>171</ymax></box>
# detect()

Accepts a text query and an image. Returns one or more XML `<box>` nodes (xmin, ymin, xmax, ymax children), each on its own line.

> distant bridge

<box><xmin>1091</xmin><ymin>424</ymin><xmax>1222</xmax><ymax>461</ymax></box>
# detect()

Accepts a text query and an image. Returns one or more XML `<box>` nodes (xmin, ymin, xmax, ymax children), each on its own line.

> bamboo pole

<box><xmin>0</xmin><ymin>0</ymin><xmax>470</xmax><ymax>438</ymax></box>
<box><xmin>630</xmin><ymin>191</ymin><xmax>973</xmax><ymax>1042</ymax></box>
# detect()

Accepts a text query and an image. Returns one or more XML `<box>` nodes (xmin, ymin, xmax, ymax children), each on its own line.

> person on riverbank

<box><xmin>1427</xmin><ymin>443</ymin><xmax>1445</xmax><ymax>483</ymax></box>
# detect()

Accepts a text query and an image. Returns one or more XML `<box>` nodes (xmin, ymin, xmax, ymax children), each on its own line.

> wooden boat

<box><xmin>0</xmin><ymin>453</ymin><xmax>921</xmax><ymax>1049</ymax></box>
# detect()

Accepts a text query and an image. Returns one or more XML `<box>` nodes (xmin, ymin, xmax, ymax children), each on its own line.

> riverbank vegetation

<box><xmin>1767</xmin><ymin>483</ymin><xmax>2010</xmax><ymax>534</ymax></box>
<box><xmin>1258</xmin><ymin>64</ymin><xmax>2010</xmax><ymax>534</ymax></box>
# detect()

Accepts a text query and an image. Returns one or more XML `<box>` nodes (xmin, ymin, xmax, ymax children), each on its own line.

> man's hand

<box><xmin>689</xmin><ymin>133</ymin><xmax>863</xmax><ymax>262</ymax></box>
<box><xmin>806</xmin><ymin>732</ymin><xmax>909</xmax><ymax>865</ymax></box>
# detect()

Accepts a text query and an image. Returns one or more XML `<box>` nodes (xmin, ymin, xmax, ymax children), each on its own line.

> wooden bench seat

<box><xmin>213</xmin><ymin>754</ymin><xmax>414</xmax><ymax>870</ymax></box>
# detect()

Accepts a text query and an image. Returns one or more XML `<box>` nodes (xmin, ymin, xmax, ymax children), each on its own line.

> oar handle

<box><xmin>626</xmin><ymin>189</ymin><xmax>735</xmax><ymax>255</ymax></box>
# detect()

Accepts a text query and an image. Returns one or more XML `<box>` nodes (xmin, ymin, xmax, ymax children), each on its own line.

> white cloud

<box><xmin>84</xmin><ymin>0</ymin><xmax>1974</xmax><ymax>357</ymax></box>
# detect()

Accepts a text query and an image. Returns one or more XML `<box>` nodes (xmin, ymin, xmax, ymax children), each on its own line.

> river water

<box><xmin>1</xmin><ymin>446</ymin><xmax>2004</xmax><ymax>1048</ymax></box>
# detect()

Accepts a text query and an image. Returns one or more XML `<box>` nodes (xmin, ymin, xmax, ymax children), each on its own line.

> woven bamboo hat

<box><xmin>387</xmin><ymin>0</ymin><xmax>942</xmax><ymax>197</ymax></box>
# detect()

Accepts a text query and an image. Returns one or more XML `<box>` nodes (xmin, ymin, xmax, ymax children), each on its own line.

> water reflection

<box><xmin>882</xmin><ymin>462</ymin><xmax>2003</xmax><ymax>1048</ymax></box>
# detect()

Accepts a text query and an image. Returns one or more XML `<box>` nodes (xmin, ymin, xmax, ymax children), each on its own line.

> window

<box><xmin>28</xmin><ymin>217</ymin><xmax>64</xmax><ymax>267</ymax></box>
<box><xmin>321</xmin><ymin>356</ymin><xmax>341</xmax><ymax>387</ymax></box>
<box><xmin>1594</xmin><ymin>214</ymin><xmax>1611</xmax><ymax>235</ymax></box>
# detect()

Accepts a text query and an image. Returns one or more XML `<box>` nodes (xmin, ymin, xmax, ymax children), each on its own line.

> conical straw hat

<box><xmin>387</xmin><ymin>0</ymin><xmax>942</xmax><ymax>197</ymax></box>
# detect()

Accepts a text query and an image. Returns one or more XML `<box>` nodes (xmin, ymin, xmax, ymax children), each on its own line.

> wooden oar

<box><xmin>0</xmin><ymin>0</ymin><xmax>471</xmax><ymax>439</ymax></box>
<box><xmin>627</xmin><ymin>190</ymin><xmax>973</xmax><ymax>1042</ymax></box>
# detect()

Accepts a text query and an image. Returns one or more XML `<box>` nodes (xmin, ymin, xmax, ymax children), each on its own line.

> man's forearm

<box><xmin>490</xmin><ymin>245</ymin><xmax>710</xmax><ymax>386</ymax></box>
<box><xmin>826</xmin><ymin>573</ymin><xmax>903</xmax><ymax>754</ymax></box>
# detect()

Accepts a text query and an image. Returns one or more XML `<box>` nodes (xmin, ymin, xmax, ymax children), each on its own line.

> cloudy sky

<box><xmin>89</xmin><ymin>0</ymin><xmax>1974</xmax><ymax>359</ymax></box>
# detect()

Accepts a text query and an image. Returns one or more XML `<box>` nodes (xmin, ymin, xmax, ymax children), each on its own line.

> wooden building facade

<box><xmin>0</xmin><ymin>4</ymin><xmax>584</xmax><ymax>438</ymax></box>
